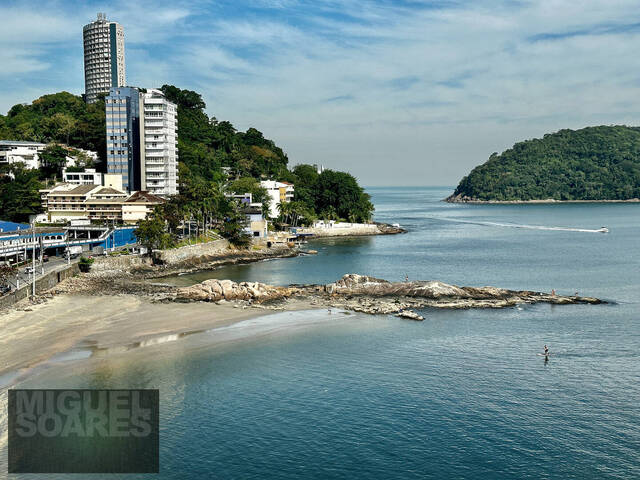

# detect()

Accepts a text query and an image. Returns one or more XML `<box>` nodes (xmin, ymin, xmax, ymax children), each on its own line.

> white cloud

<box><xmin>3</xmin><ymin>0</ymin><xmax>640</xmax><ymax>185</ymax></box>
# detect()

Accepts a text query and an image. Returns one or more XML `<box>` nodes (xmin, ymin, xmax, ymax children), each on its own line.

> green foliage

<box><xmin>39</xmin><ymin>144</ymin><xmax>67</xmax><ymax>179</ymax></box>
<box><xmin>159</xmin><ymin>85</ymin><xmax>289</xmax><ymax>185</ymax></box>
<box><xmin>78</xmin><ymin>256</ymin><xmax>94</xmax><ymax>273</ymax></box>
<box><xmin>0</xmin><ymin>164</ymin><xmax>43</xmax><ymax>222</ymax></box>
<box><xmin>134</xmin><ymin>211</ymin><xmax>174</xmax><ymax>252</ymax></box>
<box><xmin>228</xmin><ymin>177</ymin><xmax>270</xmax><ymax>214</ymax></box>
<box><xmin>277</xmin><ymin>200</ymin><xmax>316</xmax><ymax>227</ymax></box>
<box><xmin>0</xmin><ymin>91</ymin><xmax>106</xmax><ymax>165</ymax></box>
<box><xmin>0</xmin><ymin>86</ymin><xmax>373</xmax><ymax>238</ymax></box>
<box><xmin>453</xmin><ymin>126</ymin><xmax>640</xmax><ymax>201</ymax></box>
<box><xmin>290</xmin><ymin>168</ymin><xmax>374</xmax><ymax>222</ymax></box>
<box><xmin>219</xmin><ymin>201</ymin><xmax>252</xmax><ymax>247</ymax></box>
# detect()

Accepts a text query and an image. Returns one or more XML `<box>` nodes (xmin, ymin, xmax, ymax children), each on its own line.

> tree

<box><xmin>314</xmin><ymin>170</ymin><xmax>374</xmax><ymax>222</ymax></box>
<box><xmin>291</xmin><ymin>164</ymin><xmax>319</xmax><ymax>211</ymax></box>
<box><xmin>43</xmin><ymin>113</ymin><xmax>77</xmax><ymax>145</ymax></box>
<box><xmin>227</xmin><ymin>177</ymin><xmax>270</xmax><ymax>216</ymax></box>
<box><xmin>134</xmin><ymin>211</ymin><xmax>173</xmax><ymax>252</ymax></box>
<box><xmin>219</xmin><ymin>200</ymin><xmax>251</xmax><ymax>247</ymax></box>
<box><xmin>451</xmin><ymin>126</ymin><xmax>640</xmax><ymax>201</ymax></box>
<box><xmin>0</xmin><ymin>265</ymin><xmax>17</xmax><ymax>286</ymax></box>
<box><xmin>0</xmin><ymin>164</ymin><xmax>43</xmax><ymax>222</ymax></box>
<box><xmin>39</xmin><ymin>145</ymin><xmax>68</xmax><ymax>179</ymax></box>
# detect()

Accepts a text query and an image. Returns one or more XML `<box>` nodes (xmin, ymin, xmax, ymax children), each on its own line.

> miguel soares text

<box><xmin>13</xmin><ymin>389</ymin><xmax>152</xmax><ymax>438</ymax></box>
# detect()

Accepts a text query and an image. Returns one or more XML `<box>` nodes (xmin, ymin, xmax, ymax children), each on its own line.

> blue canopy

<box><xmin>0</xmin><ymin>220</ymin><xmax>29</xmax><ymax>233</ymax></box>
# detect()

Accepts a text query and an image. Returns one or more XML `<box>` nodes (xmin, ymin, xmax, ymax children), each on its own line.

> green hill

<box><xmin>448</xmin><ymin>126</ymin><xmax>640</xmax><ymax>202</ymax></box>
<box><xmin>0</xmin><ymin>87</ymin><xmax>373</xmax><ymax>224</ymax></box>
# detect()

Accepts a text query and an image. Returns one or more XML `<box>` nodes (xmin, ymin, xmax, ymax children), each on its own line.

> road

<box><xmin>11</xmin><ymin>255</ymin><xmax>78</xmax><ymax>291</ymax></box>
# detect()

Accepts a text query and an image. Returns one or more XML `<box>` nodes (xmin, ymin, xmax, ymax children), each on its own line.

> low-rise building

<box><xmin>85</xmin><ymin>187</ymin><xmax>129</xmax><ymax>222</ymax></box>
<box><xmin>0</xmin><ymin>141</ymin><xmax>47</xmax><ymax>169</ymax></box>
<box><xmin>40</xmin><ymin>183</ymin><xmax>163</xmax><ymax>224</ymax></box>
<box><xmin>243</xmin><ymin>204</ymin><xmax>268</xmax><ymax>238</ymax></box>
<box><xmin>260</xmin><ymin>180</ymin><xmax>294</xmax><ymax>218</ymax></box>
<box><xmin>122</xmin><ymin>191</ymin><xmax>165</xmax><ymax>223</ymax></box>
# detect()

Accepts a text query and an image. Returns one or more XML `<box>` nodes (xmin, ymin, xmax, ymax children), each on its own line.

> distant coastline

<box><xmin>445</xmin><ymin>195</ymin><xmax>640</xmax><ymax>204</ymax></box>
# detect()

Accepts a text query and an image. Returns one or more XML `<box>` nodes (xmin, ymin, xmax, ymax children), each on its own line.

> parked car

<box><xmin>24</xmin><ymin>266</ymin><xmax>34</xmax><ymax>275</ymax></box>
<box><xmin>0</xmin><ymin>285</ymin><xmax>11</xmax><ymax>295</ymax></box>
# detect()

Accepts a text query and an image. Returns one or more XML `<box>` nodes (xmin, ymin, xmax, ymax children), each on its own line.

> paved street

<box><xmin>9</xmin><ymin>255</ymin><xmax>78</xmax><ymax>291</ymax></box>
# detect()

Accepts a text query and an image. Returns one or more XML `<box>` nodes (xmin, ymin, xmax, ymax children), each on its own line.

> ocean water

<box><xmin>3</xmin><ymin>187</ymin><xmax>640</xmax><ymax>479</ymax></box>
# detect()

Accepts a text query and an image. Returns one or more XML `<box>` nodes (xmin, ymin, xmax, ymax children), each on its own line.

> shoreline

<box><xmin>0</xmin><ymin>293</ymin><xmax>321</xmax><ymax>388</ymax></box>
<box><xmin>0</xmin><ymin>271</ymin><xmax>605</xmax><ymax>388</ymax></box>
<box><xmin>445</xmin><ymin>196</ymin><xmax>640</xmax><ymax>204</ymax></box>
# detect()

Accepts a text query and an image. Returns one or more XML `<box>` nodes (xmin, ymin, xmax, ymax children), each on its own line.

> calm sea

<box><xmin>4</xmin><ymin>187</ymin><xmax>640</xmax><ymax>479</ymax></box>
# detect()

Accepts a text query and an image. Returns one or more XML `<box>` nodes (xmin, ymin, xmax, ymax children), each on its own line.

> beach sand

<box><xmin>0</xmin><ymin>294</ymin><xmax>289</xmax><ymax>384</ymax></box>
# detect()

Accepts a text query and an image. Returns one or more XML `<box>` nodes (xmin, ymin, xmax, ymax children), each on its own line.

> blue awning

<box><xmin>0</xmin><ymin>221</ymin><xmax>29</xmax><ymax>233</ymax></box>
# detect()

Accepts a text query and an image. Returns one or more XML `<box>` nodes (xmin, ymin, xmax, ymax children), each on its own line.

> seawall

<box><xmin>154</xmin><ymin>239</ymin><xmax>230</xmax><ymax>266</ymax></box>
<box><xmin>295</xmin><ymin>222</ymin><xmax>404</xmax><ymax>237</ymax></box>
<box><xmin>0</xmin><ymin>263</ymin><xmax>80</xmax><ymax>311</ymax></box>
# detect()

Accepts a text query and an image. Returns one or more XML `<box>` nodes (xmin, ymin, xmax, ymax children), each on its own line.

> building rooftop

<box><xmin>126</xmin><ymin>191</ymin><xmax>165</xmax><ymax>204</ymax></box>
<box><xmin>0</xmin><ymin>140</ymin><xmax>46</xmax><ymax>147</ymax></box>
<box><xmin>48</xmin><ymin>184</ymin><xmax>99</xmax><ymax>196</ymax></box>
<box><xmin>94</xmin><ymin>187</ymin><xmax>127</xmax><ymax>196</ymax></box>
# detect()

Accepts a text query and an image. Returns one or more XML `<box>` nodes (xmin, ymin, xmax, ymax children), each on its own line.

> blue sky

<box><xmin>2</xmin><ymin>0</ymin><xmax>640</xmax><ymax>185</ymax></box>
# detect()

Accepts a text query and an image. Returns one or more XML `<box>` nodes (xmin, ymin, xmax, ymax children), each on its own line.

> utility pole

<box><xmin>66</xmin><ymin>227</ymin><xmax>70</xmax><ymax>265</ymax></box>
<box><xmin>31</xmin><ymin>222</ymin><xmax>36</xmax><ymax>297</ymax></box>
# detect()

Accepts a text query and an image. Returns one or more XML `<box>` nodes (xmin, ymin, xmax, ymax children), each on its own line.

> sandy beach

<box><xmin>0</xmin><ymin>294</ymin><xmax>289</xmax><ymax>387</ymax></box>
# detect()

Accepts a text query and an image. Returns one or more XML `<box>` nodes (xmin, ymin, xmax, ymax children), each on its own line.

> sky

<box><xmin>1</xmin><ymin>0</ymin><xmax>640</xmax><ymax>186</ymax></box>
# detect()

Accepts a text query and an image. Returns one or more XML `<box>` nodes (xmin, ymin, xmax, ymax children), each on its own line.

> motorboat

<box><xmin>597</xmin><ymin>226</ymin><xmax>609</xmax><ymax>233</ymax></box>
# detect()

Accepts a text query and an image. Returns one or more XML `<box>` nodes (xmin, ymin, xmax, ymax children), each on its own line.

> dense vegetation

<box><xmin>0</xmin><ymin>92</ymin><xmax>106</xmax><ymax>163</ymax></box>
<box><xmin>451</xmin><ymin>126</ymin><xmax>640</xmax><ymax>201</ymax></box>
<box><xmin>156</xmin><ymin>85</ymin><xmax>373</xmax><ymax>224</ymax></box>
<box><xmin>0</xmin><ymin>144</ymin><xmax>96</xmax><ymax>222</ymax></box>
<box><xmin>0</xmin><ymin>87</ymin><xmax>374</xmax><ymax>233</ymax></box>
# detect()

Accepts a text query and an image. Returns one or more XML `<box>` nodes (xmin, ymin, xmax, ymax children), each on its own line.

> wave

<box><xmin>427</xmin><ymin>216</ymin><xmax>607</xmax><ymax>233</ymax></box>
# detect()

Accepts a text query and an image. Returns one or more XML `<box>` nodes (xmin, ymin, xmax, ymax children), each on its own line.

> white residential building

<box><xmin>0</xmin><ymin>141</ymin><xmax>46</xmax><ymax>169</ymax></box>
<box><xmin>260</xmin><ymin>180</ymin><xmax>295</xmax><ymax>218</ymax></box>
<box><xmin>83</xmin><ymin>13</ymin><xmax>126</xmax><ymax>103</ymax></box>
<box><xmin>62</xmin><ymin>168</ymin><xmax>103</xmax><ymax>185</ymax></box>
<box><xmin>106</xmin><ymin>87</ymin><xmax>178</xmax><ymax>195</ymax></box>
<box><xmin>140</xmin><ymin>89</ymin><xmax>179</xmax><ymax>195</ymax></box>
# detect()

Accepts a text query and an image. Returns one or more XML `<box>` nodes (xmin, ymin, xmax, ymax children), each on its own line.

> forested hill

<box><xmin>448</xmin><ymin>126</ymin><xmax>640</xmax><ymax>202</ymax></box>
<box><xmin>0</xmin><ymin>87</ymin><xmax>374</xmax><ymax>224</ymax></box>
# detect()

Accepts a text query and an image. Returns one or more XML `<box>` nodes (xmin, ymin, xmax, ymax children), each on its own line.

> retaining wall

<box><xmin>154</xmin><ymin>239</ymin><xmax>230</xmax><ymax>266</ymax></box>
<box><xmin>0</xmin><ymin>263</ymin><xmax>80</xmax><ymax>311</ymax></box>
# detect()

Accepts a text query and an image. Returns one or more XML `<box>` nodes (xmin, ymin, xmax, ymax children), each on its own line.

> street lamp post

<box><xmin>31</xmin><ymin>222</ymin><xmax>36</xmax><ymax>298</ymax></box>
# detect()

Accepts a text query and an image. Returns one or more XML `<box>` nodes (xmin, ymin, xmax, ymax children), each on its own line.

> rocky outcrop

<box><xmin>396</xmin><ymin>310</ymin><xmax>425</xmax><ymax>321</ymax></box>
<box><xmin>172</xmin><ymin>273</ymin><xmax>604</xmax><ymax>321</ymax></box>
<box><xmin>322</xmin><ymin>274</ymin><xmax>602</xmax><ymax>306</ymax></box>
<box><xmin>176</xmin><ymin>279</ymin><xmax>296</xmax><ymax>303</ymax></box>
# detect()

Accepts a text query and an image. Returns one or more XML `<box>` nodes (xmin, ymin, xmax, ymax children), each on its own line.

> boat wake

<box><xmin>428</xmin><ymin>216</ymin><xmax>608</xmax><ymax>233</ymax></box>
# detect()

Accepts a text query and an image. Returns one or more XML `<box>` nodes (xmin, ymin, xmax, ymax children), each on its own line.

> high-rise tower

<box><xmin>105</xmin><ymin>87</ymin><xmax>179</xmax><ymax>195</ymax></box>
<box><xmin>83</xmin><ymin>13</ymin><xmax>126</xmax><ymax>103</ymax></box>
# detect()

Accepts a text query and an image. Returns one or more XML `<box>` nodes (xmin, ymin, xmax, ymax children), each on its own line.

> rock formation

<box><xmin>176</xmin><ymin>279</ymin><xmax>295</xmax><ymax>303</ymax></box>
<box><xmin>173</xmin><ymin>274</ymin><xmax>603</xmax><ymax>321</ymax></box>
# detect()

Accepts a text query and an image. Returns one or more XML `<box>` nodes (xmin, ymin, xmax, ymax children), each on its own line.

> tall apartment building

<box><xmin>105</xmin><ymin>87</ymin><xmax>178</xmax><ymax>195</ymax></box>
<box><xmin>105</xmin><ymin>87</ymin><xmax>141</xmax><ymax>192</ymax></box>
<box><xmin>140</xmin><ymin>89</ymin><xmax>179</xmax><ymax>195</ymax></box>
<box><xmin>83</xmin><ymin>13</ymin><xmax>126</xmax><ymax>103</ymax></box>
